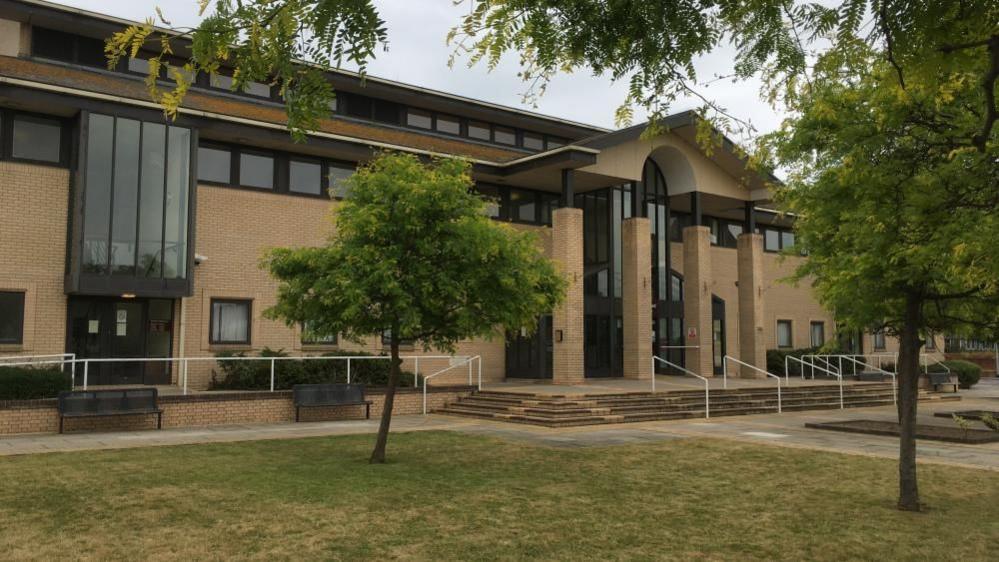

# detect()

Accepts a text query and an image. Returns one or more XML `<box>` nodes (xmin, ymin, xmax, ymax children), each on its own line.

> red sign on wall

<box><xmin>687</xmin><ymin>327</ymin><xmax>697</xmax><ymax>340</ymax></box>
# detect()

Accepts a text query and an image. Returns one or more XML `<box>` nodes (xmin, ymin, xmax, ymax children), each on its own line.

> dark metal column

<box><xmin>560</xmin><ymin>169</ymin><xmax>575</xmax><ymax>208</ymax></box>
<box><xmin>744</xmin><ymin>200</ymin><xmax>756</xmax><ymax>233</ymax></box>
<box><xmin>690</xmin><ymin>191</ymin><xmax>702</xmax><ymax>226</ymax></box>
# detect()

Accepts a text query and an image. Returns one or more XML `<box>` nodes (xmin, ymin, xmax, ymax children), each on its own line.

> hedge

<box><xmin>766</xmin><ymin>347</ymin><xmax>822</xmax><ymax>378</ymax></box>
<box><xmin>0</xmin><ymin>366</ymin><xmax>72</xmax><ymax>400</ymax></box>
<box><xmin>939</xmin><ymin>359</ymin><xmax>981</xmax><ymax>389</ymax></box>
<box><xmin>210</xmin><ymin>348</ymin><xmax>419</xmax><ymax>391</ymax></box>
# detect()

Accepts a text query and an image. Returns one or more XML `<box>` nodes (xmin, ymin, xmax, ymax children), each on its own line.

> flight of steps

<box><xmin>435</xmin><ymin>383</ymin><xmax>960</xmax><ymax>427</ymax></box>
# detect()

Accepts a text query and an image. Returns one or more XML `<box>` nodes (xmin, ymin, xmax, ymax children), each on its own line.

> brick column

<box><xmin>737</xmin><ymin>233</ymin><xmax>766</xmax><ymax>378</ymax></box>
<box><xmin>621</xmin><ymin>217</ymin><xmax>652</xmax><ymax>379</ymax></box>
<box><xmin>552</xmin><ymin>207</ymin><xmax>584</xmax><ymax>384</ymax></box>
<box><xmin>682</xmin><ymin>225</ymin><xmax>714</xmax><ymax>376</ymax></box>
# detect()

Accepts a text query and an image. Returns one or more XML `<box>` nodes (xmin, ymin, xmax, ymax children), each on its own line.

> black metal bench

<box><xmin>57</xmin><ymin>388</ymin><xmax>163</xmax><ymax>434</ymax></box>
<box><xmin>293</xmin><ymin>383</ymin><xmax>372</xmax><ymax>422</ymax></box>
<box><xmin>927</xmin><ymin>372</ymin><xmax>958</xmax><ymax>393</ymax></box>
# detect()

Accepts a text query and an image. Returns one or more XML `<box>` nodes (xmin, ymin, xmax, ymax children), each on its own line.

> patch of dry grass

<box><xmin>0</xmin><ymin>432</ymin><xmax>997</xmax><ymax>561</ymax></box>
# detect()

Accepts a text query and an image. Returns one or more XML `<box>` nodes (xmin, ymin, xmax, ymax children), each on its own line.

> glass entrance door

<box><xmin>712</xmin><ymin>296</ymin><xmax>726</xmax><ymax>375</ymax></box>
<box><xmin>505</xmin><ymin>315</ymin><xmax>553</xmax><ymax>379</ymax></box>
<box><xmin>68</xmin><ymin>297</ymin><xmax>174</xmax><ymax>385</ymax></box>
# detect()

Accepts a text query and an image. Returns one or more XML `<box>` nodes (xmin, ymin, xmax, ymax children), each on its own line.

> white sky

<box><xmin>51</xmin><ymin>0</ymin><xmax>783</xmax><ymax>137</ymax></box>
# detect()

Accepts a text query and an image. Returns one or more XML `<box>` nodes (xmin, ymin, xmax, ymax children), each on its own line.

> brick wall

<box><xmin>0</xmin><ymin>161</ymin><xmax>69</xmax><ymax>360</ymax></box>
<box><xmin>0</xmin><ymin>386</ymin><xmax>473</xmax><ymax>435</ymax></box>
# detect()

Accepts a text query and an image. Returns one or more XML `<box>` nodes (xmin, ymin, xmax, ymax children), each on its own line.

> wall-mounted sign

<box><xmin>88</xmin><ymin>320</ymin><xmax>99</xmax><ymax>334</ymax></box>
<box><xmin>687</xmin><ymin>327</ymin><xmax>697</xmax><ymax>340</ymax></box>
<box><xmin>116</xmin><ymin>309</ymin><xmax>127</xmax><ymax>322</ymax></box>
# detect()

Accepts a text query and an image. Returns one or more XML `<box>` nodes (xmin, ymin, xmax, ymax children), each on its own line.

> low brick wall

<box><xmin>0</xmin><ymin>386</ymin><xmax>473</xmax><ymax>436</ymax></box>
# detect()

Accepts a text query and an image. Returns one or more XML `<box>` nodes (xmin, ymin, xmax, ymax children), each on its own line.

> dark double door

<box><xmin>505</xmin><ymin>316</ymin><xmax>553</xmax><ymax>379</ymax></box>
<box><xmin>67</xmin><ymin>297</ymin><xmax>174</xmax><ymax>385</ymax></box>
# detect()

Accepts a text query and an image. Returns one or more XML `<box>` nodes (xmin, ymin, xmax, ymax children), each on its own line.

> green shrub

<box><xmin>209</xmin><ymin>348</ymin><xmax>418</xmax><ymax>390</ymax></box>
<box><xmin>766</xmin><ymin>347</ymin><xmax>821</xmax><ymax>377</ymax></box>
<box><xmin>940</xmin><ymin>359</ymin><xmax>981</xmax><ymax>389</ymax></box>
<box><xmin>0</xmin><ymin>366</ymin><xmax>72</xmax><ymax>400</ymax></box>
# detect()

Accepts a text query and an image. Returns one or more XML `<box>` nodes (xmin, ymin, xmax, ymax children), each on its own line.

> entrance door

<box><xmin>505</xmin><ymin>315</ymin><xmax>553</xmax><ymax>379</ymax></box>
<box><xmin>712</xmin><ymin>296</ymin><xmax>726</xmax><ymax>375</ymax></box>
<box><xmin>68</xmin><ymin>297</ymin><xmax>174</xmax><ymax>385</ymax></box>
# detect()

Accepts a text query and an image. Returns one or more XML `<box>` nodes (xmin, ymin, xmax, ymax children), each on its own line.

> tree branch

<box><xmin>877</xmin><ymin>0</ymin><xmax>905</xmax><ymax>89</ymax></box>
<box><xmin>972</xmin><ymin>35</ymin><xmax>999</xmax><ymax>152</ymax></box>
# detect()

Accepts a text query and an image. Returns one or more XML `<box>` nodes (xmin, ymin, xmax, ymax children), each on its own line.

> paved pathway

<box><xmin>3</xmin><ymin>379</ymin><xmax>998</xmax><ymax>471</ymax></box>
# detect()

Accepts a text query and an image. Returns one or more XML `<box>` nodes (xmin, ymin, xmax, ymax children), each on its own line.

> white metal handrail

<box><xmin>722</xmin><ymin>355</ymin><xmax>782</xmax><ymax>413</ymax></box>
<box><xmin>788</xmin><ymin>355</ymin><xmax>843</xmax><ymax>409</ymax></box>
<box><xmin>801</xmin><ymin>354</ymin><xmax>842</xmax><ymax>380</ymax></box>
<box><xmin>1</xmin><ymin>353</ymin><xmax>76</xmax><ymax>385</ymax></box>
<box><xmin>653</xmin><ymin>345</ymin><xmax>700</xmax><ymax>393</ymax></box>
<box><xmin>836</xmin><ymin>355</ymin><xmax>897</xmax><ymax>405</ymax></box>
<box><xmin>8</xmin><ymin>354</ymin><xmax>464</xmax><ymax>394</ymax></box>
<box><xmin>653</xmin><ymin>355</ymin><xmax>709</xmax><ymax>418</ymax></box>
<box><xmin>422</xmin><ymin>355</ymin><xmax>481</xmax><ymax>414</ymax></box>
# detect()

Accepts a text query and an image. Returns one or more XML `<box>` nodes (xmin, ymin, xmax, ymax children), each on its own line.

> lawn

<box><xmin>0</xmin><ymin>432</ymin><xmax>997</xmax><ymax>561</ymax></box>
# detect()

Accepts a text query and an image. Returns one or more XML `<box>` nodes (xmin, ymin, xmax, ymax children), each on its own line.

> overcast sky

<box><xmin>53</xmin><ymin>0</ymin><xmax>783</xmax><ymax>137</ymax></box>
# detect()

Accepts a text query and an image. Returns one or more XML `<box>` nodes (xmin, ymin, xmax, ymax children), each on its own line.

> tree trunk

<box><xmin>370</xmin><ymin>338</ymin><xmax>401</xmax><ymax>464</ymax></box>
<box><xmin>896</xmin><ymin>296</ymin><xmax>923</xmax><ymax>511</ymax></box>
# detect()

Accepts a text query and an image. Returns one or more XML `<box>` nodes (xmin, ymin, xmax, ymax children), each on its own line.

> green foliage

<box><xmin>105</xmin><ymin>0</ymin><xmax>387</xmax><ymax>140</ymax></box>
<box><xmin>940</xmin><ymin>360</ymin><xmax>982</xmax><ymax>389</ymax></box>
<box><xmin>0</xmin><ymin>366</ymin><xmax>72</xmax><ymax>400</ymax></box>
<box><xmin>452</xmin><ymin>1</ymin><xmax>998</xmax><ymax>152</ymax></box>
<box><xmin>766</xmin><ymin>347</ymin><xmax>820</xmax><ymax>378</ymax></box>
<box><xmin>210</xmin><ymin>348</ymin><xmax>418</xmax><ymax>391</ymax></box>
<box><xmin>263</xmin><ymin>152</ymin><xmax>566</xmax><ymax>354</ymax></box>
<box><xmin>982</xmin><ymin>413</ymin><xmax>999</xmax><ymax>433</ymax></box>
<box><xmin>951</xmin><ymin>413</ymin><xmax>973</xmax><ymax>437</ymax></box>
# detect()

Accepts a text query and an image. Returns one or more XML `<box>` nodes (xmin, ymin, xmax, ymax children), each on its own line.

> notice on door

<box><xmin>116</xmin><ymin>309</ymin><xmax>127</xmax><ymax>336</ymax></box>
<box><xmin>88</xmin><ymin>320</ymin><xmax>99</xmax><ymax>334</ymax></box>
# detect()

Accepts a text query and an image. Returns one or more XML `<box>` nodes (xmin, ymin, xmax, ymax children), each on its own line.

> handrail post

<box><xmin>422</xmin><ymin>378</ymin><xmax>428</xmax><ymax>415</ymax></box>
<box><xmin>70</xmin><ymin>354</ymin><xmax>76</xmax><ymax>385</ymax></box>
<box><xmin>468</xmin><ymin>358</ymin><xmax>472</xmax><ymax>386</ymax></box>
<box><xmin>183</xmin><ymin>359</ymin><xmax>189</xmax><ymax>395</ymax></box>
<box><xmin>270</xmin><ymin>358</ymin><xmax>276</xmax><ymax>392</ymax></box>
<box><xmin>414</xmin><ymin>357</ymin><xmax>420</xmax><ymax>388</ymax></box>
<box><xmin>346</xmin><ymin>358</ymin><xmax>351</xmax><ymax>384</ymax></box>
<box><xmin>776</xmin><ymin>379</ymin><xmax>782</xmax><ymax>413</ymax></box>
<box><xmin>722</xmin><ymin>357</ymin><xmax>728</xmax><ymax>389</ymax></box>
<box><xmin>82</xmin><ymin>360</ymin><xmax>88</xmax><ymax>390</ymax></box>
<box><xmin>477</xmin><ymin>356</ymin><xmax>482</xmax><ymax>391</ymax></box>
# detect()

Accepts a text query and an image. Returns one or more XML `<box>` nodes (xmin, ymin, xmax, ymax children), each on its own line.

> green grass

<box><xmin>1</xmin><ymin>432</ymin><xmax>997</xmax><ymax>561</ymax></box>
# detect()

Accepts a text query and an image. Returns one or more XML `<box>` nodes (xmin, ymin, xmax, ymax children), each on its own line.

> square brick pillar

<box><xmin>622</xmin><ymin>217</ymin><xmax>652</xmax><ymax>379</ymax></box>
<box><xmin>737</xmin><ymin>233</ymin><xmax>767</xmax><ymax>378</ymax></box>
<box><xmin>682</xmin><ymin>225</ymin><xmax>715</xmax><ymax>377</ymax></box>
<box><xmin>552</xmin><ymin>207</ymin><xmax>584</xmax><ymax>384</ymax></box>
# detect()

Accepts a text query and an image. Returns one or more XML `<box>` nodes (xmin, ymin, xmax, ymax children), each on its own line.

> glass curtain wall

<box><xmin>576</xmin><ymin>185</ymin><xmax>631</xmax><ymax>377</ymax></box>
<box><xmin>643</xmin><ymin>159</ymin><xmax>685</xmax><ymax>373</ymax></box>
<box><xmin>82</xmin><ymin>113</ymin><xmax>192</xmax><ymax>281</ymax></box>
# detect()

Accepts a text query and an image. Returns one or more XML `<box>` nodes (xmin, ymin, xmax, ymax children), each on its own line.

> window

<box><xmin>31</xmin><ymin>27</ymin><xmax>104</xmax><ymax>68</ymax></box>
<box><xmin>381</xmin><ymin>329</ymin><xmax>413</xmax><ymax>347</ymax></box>
<box><xmin>781</xmin><ymin>231</ymin><xmax>795</xmax><ymax>250</ymax></box>
<box><xmin>11</xmin><ymin>114</ymin><xmax>63</xmax><ymax>163</ymax></box>
<box><xmin>810</xmin><ymin>322</ymin><xmax>826</xmax><ymax>348</ymax></box>
<box><xmin>546</xmin><ymin>137</ymin><xmax>566</xmax><ymax>149</ymax></box>
<box><xmin>435</xmin><ymin>115</ymin><xmax>461</xmax><ymax>135</ymax></box>
<box><xmin>301</xmin><ymin>321</ymin><xmax>337</xmax><ymax>345</ymax></box>
<box><xmin>197</xmin><ymin>146</ymin><xmax>232</xmax><ymax>184</ymax></box>
<box><xmin>82</xmin><ymin>114</ymin><xmax>191</xmax><ymax>279</ymax></box>
<box><xmin>239</xmin><ymin>152</ymin><xmax>275</xmax><ymax>189</ymax></box>
<box><xmin>522</xmin><ymin>133</ymin><xmax>544</xmax><ymax>151</ymax></box>
<box><xmin>777</xmin><ymin>320</ymin><xmax>793</xmax><ymax>348</ymax></box>
<box><xmin>342</xmin><ymin>93</ymin><xmax>373</xmax><ymax>118</ymax></box>
<box><xmin>493</xmin><ymin>126</ymin><xmax>517</xmax><ymax>146</ymax></box>
<box><xmin>372</xmin><ymin>100</ymin><xmax>401</xmax><ymax>123</ymax></box>
<box><xmin>406</xmin><ymin>108</ymin><xmax>433</xmax><ymax>129</ymax></box>
<box><xmin>764</xmin><ymin>229</ymin><xmax>780</xmax><ymax>252</ymax></box>
<box><xmin>0</xmin><ymin>291</ymin><xmax>25</xmax><ymax>344</ymax></box>
<box><xmin>289</xmin><ymin>159</ymin><xmax>323</xmax><ymax>195</ymax></box>
<box><xmin>476</xmin><ymin>184</ymin><xmax>503</xmax><ymax>219</ymax></box>
<box><xmin>873</xmin><ymin>329</ymin><xmax>886</xmax><ymax>351</ymax></box>
<box><xmin>509</xmin><ymin>189</ymin><xmax>537</xmax><ymax>223</ymax></box>
<box><xmin>327</xmin><ymin>163</ymin><xmax>355</xmax><ymax>199</ymax></box>
<box><xmin>210</xmin><ymin>299</ymin><xmax>251</xmax><ymax>344</ymax></box>
<box><xmin>467</xmin><ymin>121</ymin><xmax>490</xmax><ymax>141</ymax></box>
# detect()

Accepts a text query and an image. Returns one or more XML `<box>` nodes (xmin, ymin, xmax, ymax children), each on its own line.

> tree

<box><xmin>262</xmin><ymin>153</ymin><xmax>566</xmax><ymax>463</ymax></box>
<box><xmin>763</xmin><ymin>44</ymin><xmax>999</xmax><ymax>510</ymax></box>
<box><xmin>109</xmin><ymin>2</ymin><xmax>997</xmax><ymax>149</ymax></box>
